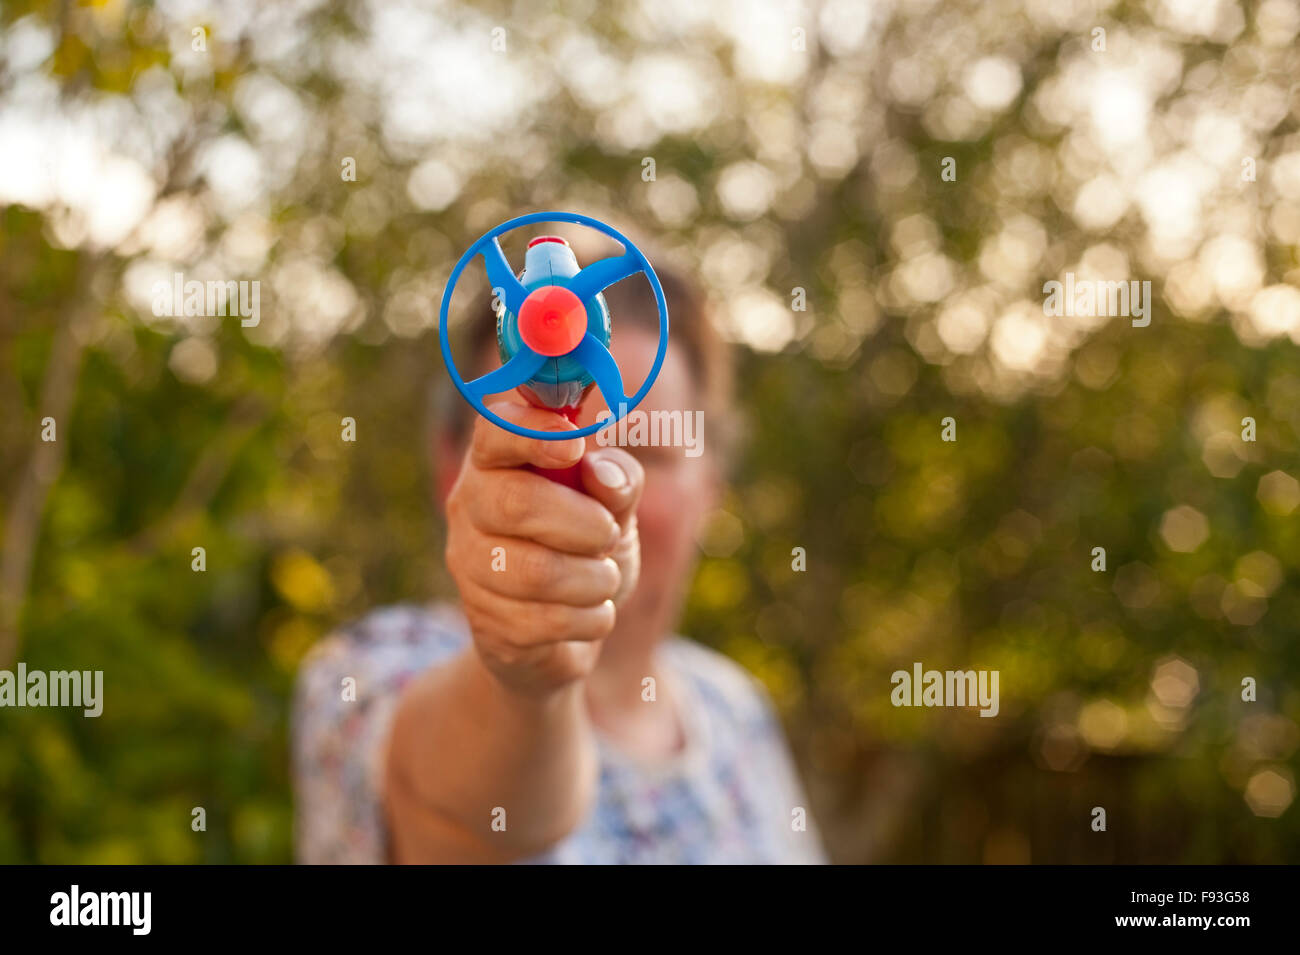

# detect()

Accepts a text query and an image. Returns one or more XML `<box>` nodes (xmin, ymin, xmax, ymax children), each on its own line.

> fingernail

<box><xmin>592</xmin><ymin>457</ymin><xmax>627</xmax><ymax>489</ymax></box>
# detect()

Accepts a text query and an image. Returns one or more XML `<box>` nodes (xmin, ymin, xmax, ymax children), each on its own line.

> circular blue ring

<box><xmin>439</xmin><ymin>211</ymin><xmax>670</xmax><ymax>441</ymax></box>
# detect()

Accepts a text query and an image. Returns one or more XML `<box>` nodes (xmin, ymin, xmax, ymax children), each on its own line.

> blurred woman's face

<box><xmin>572</xmin><ymin>327</ymin><xmax>718</xmax><ymax>636</ymax></box>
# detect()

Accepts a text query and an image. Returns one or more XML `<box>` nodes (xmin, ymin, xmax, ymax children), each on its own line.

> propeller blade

<box><xmin>481</xmin><ymin>238</ymin><xmax>528</xmax><ymax>315</ymax></box>
<box><xmin>572</xmin><ymin>334</ymin><xmax>629</xmax><ymax>411</ymax></box>
<box><xmin>567</xmin><ymin>252</ymin><xmax>642</xmax><ymax>303</ymax></box>
<box><xmin>464</xmin><ymin>347</ymin><xmax>547</xmax><ymax>399</ymax></box>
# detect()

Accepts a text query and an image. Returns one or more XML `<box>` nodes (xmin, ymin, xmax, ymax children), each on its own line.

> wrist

<box><xmin>464</xmin><ymin>642</ymin><xmax>586</xmax><ymax>714</ymax></box>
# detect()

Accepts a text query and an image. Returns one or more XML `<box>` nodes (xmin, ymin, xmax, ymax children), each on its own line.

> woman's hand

<box><xmin>444</xmin><ymin>398</ymin><xmax>645</xmax><ymax>698</ymax></box>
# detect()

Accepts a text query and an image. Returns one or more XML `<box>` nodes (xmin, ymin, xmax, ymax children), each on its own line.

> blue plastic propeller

<box><xmin>438</xmin><ymin>211</ymin><xmax>670</xmax><ymax>441</ymax></box>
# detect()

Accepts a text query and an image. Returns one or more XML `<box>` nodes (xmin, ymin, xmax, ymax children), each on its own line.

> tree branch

<box><xmin>0</xmin><ymin>252</ymin><xmax>100</xmax><ymax>667</ymax></box>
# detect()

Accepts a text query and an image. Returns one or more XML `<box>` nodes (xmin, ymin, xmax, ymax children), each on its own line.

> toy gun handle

<box><xmin>522</xmin><ymin>399</ymin><xmax>585</xmax><ymax>492</ymax></box>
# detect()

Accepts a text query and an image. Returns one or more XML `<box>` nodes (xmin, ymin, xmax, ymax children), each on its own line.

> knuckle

<box><xmin>608</xmin><ymin>526</ymin><xmax>638</xmax><ymax>566</ymax></box>
<box><xmin>445</xmin><ymin>483</ymin><xmax>467</xmax><ymax>523</ymax></box>
<box><xmin>573</xmin><ymin>508</ymin><xmax>619</xmax><ymax>555</ymax></box>
<box><xmin>490</xmin><ymin>637</ymin><xmax>525</xmax><ymax>669</ymax></box>
<box><xmin>517</xmin><ymin>546</ymin><xmax>557</xmax><ymax>589</ymax></box>
<box><xmin>494</xmin><ymin>476</ymin><xmax>532</xmax><ymax>527</ymax></box>
<box><xmin>463</xmin><ymin>603</ymin><xmax>494</xmax><ymax>643</ymax></box>
<box><xmin>567</xmin><ymin>602</ymin><xmax>611</xmax><ymax>640</ymax></box>
<box><xmin>509</xmin><ymin>602</ymin><xmax>553</xmax><ymax>644</ymax></box>
<box><xmin>538</xmin><ymin>602</ymin><xmax>573</xmax><ymax>639</ymax></box>
<box><xmin>552</xmin><ymin>644</ymin><xmax>596</xmax><ymax>683</ymax></box>
<box><xmin>597</xmin><ymin>558</ymin><xmax>622</xmax><ymax>601</ymax></box>
<box><xmin>590</xmin><ymin>600</ymin><xmax>617</xmax><ymax>637</ymax></box>
<box><xmin>445</xmin><ymin>533</ymin><xmax>467</xmax><ymax>583</ymax></box>
<box><xmin>473</xmin><ymin>411</ymin><xmax>502</xmax><ymax>446</ymax></box>
<box><xmin>445</xmin><ymin>523</ymin><xmax>480</xmax><ymax>572</ymax></box>
<box><xmin>599</xmin><ymin>514</ymin><xmax>621</xmax><ymax>551</ymax></box>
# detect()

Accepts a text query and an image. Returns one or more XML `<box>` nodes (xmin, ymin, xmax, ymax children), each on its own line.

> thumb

<box><xmin>579</xmin><ymin>448</ymin><xmax>645</xmax><ymax>531</ymax></box>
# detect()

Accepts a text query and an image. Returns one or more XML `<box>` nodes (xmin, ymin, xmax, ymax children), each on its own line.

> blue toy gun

<box><xmin>438</xmin><ymin>212</ymin><xmax>670</xmax><ymax>491</ymax></box>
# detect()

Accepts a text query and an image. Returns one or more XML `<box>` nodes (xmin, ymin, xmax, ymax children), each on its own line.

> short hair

<box><xmin>430</xmin><ymin>256</ymin><xmax>736</xmax><ymax>468</ymax></box>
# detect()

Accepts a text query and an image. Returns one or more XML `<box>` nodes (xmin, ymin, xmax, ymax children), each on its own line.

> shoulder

<box><xmin>297</xmin><ymin>605</ymin><xmax>467</xmax><ymax>670</ymax></box>
<box><xmin>291</xmin><ymin>603</ymin><xmax>471</xmax><ymax>864</ymax></box>
<box><xmin>661</xmin><ymin>637</ymin><xmax>828</xmax><ymax>863</ymax></box>
<box><xmin>308</xmin><ymin>602</ymin><xmax>469</xmax><ymax>657</ymax></box>
<box><xmin>293</xmin><ymin>602</ymin><xmax>470</xmax><ymax>725</ymax></box>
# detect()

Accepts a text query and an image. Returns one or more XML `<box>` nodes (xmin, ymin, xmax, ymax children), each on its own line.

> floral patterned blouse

<box><xmin>292</xmin><ymin>603</ymin><xmax>826</xmax><ymax>864</ymax></box>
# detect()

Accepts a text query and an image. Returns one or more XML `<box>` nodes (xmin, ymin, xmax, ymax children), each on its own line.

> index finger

<box><xmin>471</xmin><ymin>398</ymin><xmax>587</xmax><ymax>471</ymax></box>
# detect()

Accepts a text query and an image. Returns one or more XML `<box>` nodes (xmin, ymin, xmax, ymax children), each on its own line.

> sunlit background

<box><xmin>2</xmin><ymin>0</ymin><xmax>1298</xmax><ymax>863</ymax></box>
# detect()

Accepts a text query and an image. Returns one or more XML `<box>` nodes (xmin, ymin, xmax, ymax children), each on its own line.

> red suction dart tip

<box><xmin>516</xmin><ymin>284</ymin><xmax>588</xmax><ymax>357</ymax></box>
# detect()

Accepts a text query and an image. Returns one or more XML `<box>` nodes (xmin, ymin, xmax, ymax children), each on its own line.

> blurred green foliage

<box><xmin>2</xmin><ymin>0</ymin><xmax>1299</xmax><ymax>863</ymax></box>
